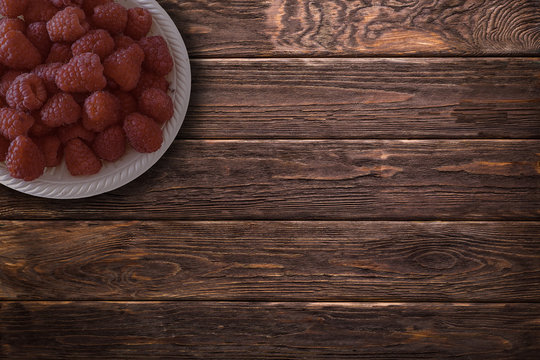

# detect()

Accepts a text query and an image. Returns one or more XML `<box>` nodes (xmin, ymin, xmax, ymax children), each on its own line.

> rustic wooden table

<box><xmin>1</xmin><ymin>0</ymin><xmax>540</xmax><ymax>358</ymax></box>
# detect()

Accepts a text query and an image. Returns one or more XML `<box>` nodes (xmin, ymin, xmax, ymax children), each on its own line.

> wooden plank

<box><xmin>182</xmin><ymin>58</ymin><xmax>540</xmax><ymax>139</ymax></box>
<box><xmin>1</xmin><ymin>221</ymin><xmax>539</xmax><ymax>301</ymax></box>
<box><xmin>1</xmin><ymin>301</ymin><xmax>538</xmax><ymax>359</ymax></box>
<box><xmin>161</xmin><ymin>0</ymin><xmax>540</xmax><ymax>56</ymax></box>
<box><xmin>0</xmin><ymin>140</ymin><xmax>538</xmax><ymax>220</ymax></box>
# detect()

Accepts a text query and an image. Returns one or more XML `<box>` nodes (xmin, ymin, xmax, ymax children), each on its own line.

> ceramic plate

<box><xmin>0</xmin><ymin>0</ymin><xmax>191</xmax><ymax>199</ymax></box>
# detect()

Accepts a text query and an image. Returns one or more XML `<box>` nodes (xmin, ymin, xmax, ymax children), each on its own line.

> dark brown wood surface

<box><xmin>1</xmin><ymin>221</ymin><xmax>539</xmax><ymax>301</ymax></box>
<box><xmin>0</xmin><ymin>140</ymin><xmax>537</xmax><ymax>220</ymax></box>
<box><xmin>182</xmin><ymin>58</ymin><xmax>540</xmax><ymax>139</ymax></box>
<box><xmin>1</xmin><ymin>0</ymin><xmax>539</xmax><ymax>358</ymax></box>
<box><xmin>161</xmin><ymin>0</ymin><xmax>540</xmax><ymax>57</ymax></box>
<box><xmin>1</xmin><ymin>302</ymin><xmax>539</xmax><ymax>359</ymax></box>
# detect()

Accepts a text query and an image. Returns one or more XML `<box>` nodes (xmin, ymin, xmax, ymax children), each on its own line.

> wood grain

<box><xmin>1</xmin><ymin>221</ymin><xmax>539</xmax><ymax>301</ymax></box>
<box><xmin>1</xmin><ymin>301</ymin><xmax>539</xmax><ymax>359</ymax></box>
<box><xmin>160</xmin><ymin>0</ymin><xmax>540</xmax><ymax>56</ymax></box>
<box><xmin>182</xmin><ymin>58</ymin><xmax>540</xmax><ymax>139</ymax></box>
<box><xmin>0</xmin><ymin>140</ymin><xmax>538</xmax><ymax>220</ymax></box>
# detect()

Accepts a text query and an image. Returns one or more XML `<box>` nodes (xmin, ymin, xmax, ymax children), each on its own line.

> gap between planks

<box><xmin>1</xmin><ymin>300</ymin><xmax>539</xmax><ymax>304</ymax></box>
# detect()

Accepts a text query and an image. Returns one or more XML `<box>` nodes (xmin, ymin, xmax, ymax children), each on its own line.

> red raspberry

<box><xmin>113</xmin><ymin>90</ymin><xmax>137</xmax><ymax>119</ymax></box>
<box><xmin>5</xmin><ymin>135</ymin><xmax>45</xmax><ymax>181</ymax></box>
<box><xmin>114</xmin><ymin>34</ymin><xmax>135</xmax><ymax>50</ymax></box>
<box><xmin>138</xmin><ymin>88</ymin><xmax>173</xmax><ymax>125</ymax></box>
<box><xmin>92</xmin><ymin>124</ymin><xmax>125</xmax><ymax>161</ymax></box>
<box><xmin>123</xmin><ymin>112</ymin><xmax>162</xmax><ymax>153</ymax></box>
<box><xmin>0</xmin><ymin>134</ymin><xmax>9</xmax><ymax>161</ymax></box>
<box><xmin>91</xmin><ymin>3</ymin><xmax>127</xmax><ymax>35</ymax></box>
<box><xmin>72</xmin><ymin>29</ymin><xmax>114</xmax><ymax>61</ymax></box>
<box><xmin>50</xmin><ymin>0</ymin><xmax>83</xmax><ymax>7</ymax></box>
<box><xmin>33</xmin><ymin>62</ymin><xmax>63</xmax><ymax>95</ymax></box>
<box><xmin>26</xmin><ymin>22</ymin><xmax>52</xmax><ymax>59</ymax></box>
<box><xmin>139</xmin><ymin>36</ymin><xmax>173</xmax><ymax>77</ymax></box>
<box><xmin>24</xmin><ymin>0</ymin><xmax>59</xmax><ymax>23</ymax></box>
<box><xmin>40</xmin><ymin>93</ymin><xmax>81</xmax><ymax>127</ymax></box>
<box><xmin>47</xmin><ymin>6</ymin><xmax>89</xmax><ymax>43</ymax></box>
<box><xmin>34</xmin><ymin>134</ymin><xmax>62</xmax><ymax>167</ymax></box>
<box><xmin>0</xmin><ymin>108</ymin><xmax>35</xmax><ymax>141</ymax></box>
<box><xmin>82</xmin><ymin>0</ymin><xmax>111</xmax><ymax>17</ymax></box>
<box><xmin>0</xmin><ymin>0</ymin><xmax>28</xmax><ymax>17</ymax></box>
<box><xmin>46</xmin><ymin>43</ymin><xmax>73</xmax><ymax>64</ymax></box>
<box><xmin>0</xmin><ymin>70</ymin><xmax>23</xmax><ymax>98</ymax></box>
<box><xmin>125</xmin><ymin>7</ymin><xmax>152</xmax><ymax>40</ymax></box>
<box><xmin>132</xmin><ymin>71</ymin><xmax>169</xmax><ymax>98</ymax></box>
<box><xmin>6</xmin><ymin>73</ymin><xmax>47</xmax><ymax>112</ymax></box>
<box><xmin>0</xmin><ymin>31</ymin><xmax>42</xmax><ymax>70</ymax></box>
<box><xmin>0</xmin><ymin>18</ymin><xmax>26</xmax><ymax>38</ymax></box>
<box><xmin>64</xmin><ymin>137</ymin><xmax>101</xmax><ymax>176</ymax></box>
<box><xmin>82</xmin><ymin>90</ymin><xmax>119</xmax><ymax>132</ymax></box>
<box><xmin>29</xmin><ymin>113</ymin><xmax>54</xmax><ymax>137</ymax></box>
<box><xmin>57</xmin><ymin>121</ymin><xmax>95</xmax><ymax>144</ymax></box>
<box><xmin>103</xmin><ymin>44</ymin><xmax>144</xmax><ymax>92</ymax></box>
<box><xmin>55</xmin><ymin>53</ymin><xmax>106</xmax><ymax>92</ymax></box>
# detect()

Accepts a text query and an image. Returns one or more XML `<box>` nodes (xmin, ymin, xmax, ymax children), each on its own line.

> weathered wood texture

<box><xmin>1</xmin><ymin>301</ymin><xmax>539</xmax><ymax>359</ymax></box>
<box><xmin>0</xmin><ymin>140</ymin><xmax>537</xmax><ymax>220</ymax></box>
<box><xmin>182</xmin><ymin>58</ymin><xmax>540</xmax><ymax>139</ymax></box>
<box><xmin>160</xmin><ymin>0</ymin><xmax>540</xmax><ymax>57</ymax></box>
<box><xmin>1</xmin><ymin>221</ymin><xmax>539</xmax><ymax>301</ymax></box>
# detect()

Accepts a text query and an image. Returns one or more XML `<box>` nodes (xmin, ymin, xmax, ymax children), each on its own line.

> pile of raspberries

<box><xmin>0</xmin><ymin>0</ymin><xmax>174</xmax><ymax>181</ymax></box>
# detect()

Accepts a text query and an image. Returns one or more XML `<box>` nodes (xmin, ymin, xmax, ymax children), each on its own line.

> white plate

<box><xmin>0</xmin><ymin>0</ymin><xmax>191</xmax><ymax>199</ymax></box>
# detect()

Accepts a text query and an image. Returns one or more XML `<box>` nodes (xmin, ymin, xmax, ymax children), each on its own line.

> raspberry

<box><xmin>0</xmin><ymin>108</ymin><xmax>35</xmax><ymax>140</ymax></box>
<box><xmin>6</xmin><ymin>73</ymin><xmax>47</xmax><ymax>112</ymax></box>
<box><xmin>0</xmin><ymin>18</ymin><xmax>26</xmax><ymax>38</ymax></box>
<box><xmin>114</xmin><ymin>34</ymin><xmax>135</xmax><ymax>49</ymax></box>
<box><xmin>55</xmin><ymin>53</ymin><xmax>106</xmax><ymax>92</ymax></box>
<box><xmin>50</xmin><ymin>0</ymin><xmax>83</xmax><ymax>7</ymax></box>
<box><xmin>5</xmin><ymin>135</ymin><xmax>45</xmax><ymax>181</ymax></box>
<box><xmin>139</xmin><ymin>36</ymin><xmax>173</xmax><ymax>77</ymax></box>
<box><xmin>33</xmin><ymin>62</ymin><xmax>63</xmax><ymax>94</ymax></box>
<box><xmin>138</xmin><ymin>88</ymin><xmax>173</xmax><ymax>125</ymax></box>
<box><xmin>132</xmin><ymin>71</ymin><xmax>169</xmax><ymax>98</ymax></box>
<box><xmin>82</xmin><ymin>0</ymin><xmax>111</xmax><ymax>17</ymax></box>
<box><xmin>82</xmin><ymin>90</ymin><xmax>119</xmax><ymax>132</ymax></box>
<box><xmin>26</xmin><ymin>22</ymin><xmax>52</xmax><ymax>59</ymax></box>
<box><xmin>91</xmin><ymin>3</ymin><xmax>127</xmax><ymax>35</ymax></box>
<box><xmin>64</xmin><ymin>137</ymin><xmax>101</xmax><ymax>176</ymax></box>
<box><xmin>40</xmin><ymin>93</ymin><xmax>81</xmax><ymax>127</ymax></box>
<box><xmin>0</xmin><ymin>31</ymin><xmax>42</xmax><ymax>70</ymax></box>
<box><xmin>57</xmin><ymin>121</ymin><xmax>95</xmax><ymax>144</ymax></box>
<box><xmin>72</xmin><ymin>29</ymin><xmax>114</xmax><ymax>61</ymax></box>
<box><xmin>47</xmin><ymin>6</ymin><xmax>89</xmax><ymax>43</ymax></box>
<box><xmin>113</xmin><ymin>90</ymin><xmax>137</xmax><ymax>119</ymax></box>
<box><xmin>24</xmin><ymin>0</ymin><xmax>59</xmax><ymax>23</ymax></box>
<box><xmin>29</xmin><ymin>113</ymin><xmax>53</xmax><ymax>137</ymax></box>
<box><xmin>123</xmin><ymin>112</ymin><xmax>162</xmax><ymax>153</ymax></box>
<box><xmin>0</xmin><ymin>134</ymin><xmax>8</xmax><ymax>161</ymax></box>
<box><xmin>104</xmin><ymin>44</ymin><xmax>144</xmax><ymax>92</ymax></box>
<box><xmin>92</xmin><ymin>124</ymin><xmax>125</xmax><ymax>161</ymax></box>
<box><xmin>0</xmin><ymin>0</ymin><xmax>28</xmax><ymax>17</ymax></box>
<box><xmin>125</xmin><ymin>7</ymin><xmax>152</xmax><ymax>40</ymax></box>
<box><xmin>0</xmin><ymin>70</ymin><xmax>23</xmax><ymax>98</ymax></box>
<box><xmin>46</xmin><ymin>43</ymin><xmax>73</xmax><ymax>64</ymax></box>
<box><xmin>34</xmin><ymin>134</ymin><xmax>62</xmax><ymax>167</ymax></box>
